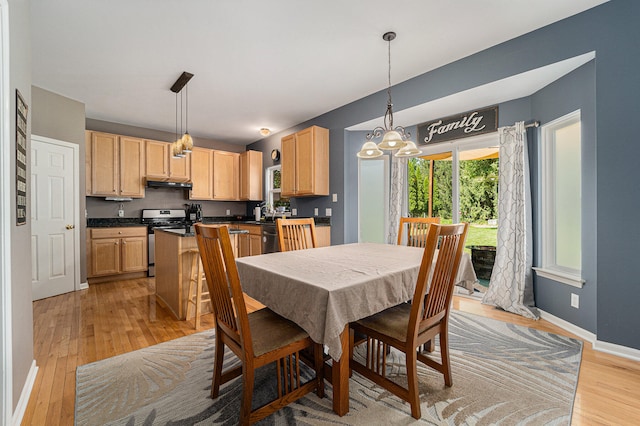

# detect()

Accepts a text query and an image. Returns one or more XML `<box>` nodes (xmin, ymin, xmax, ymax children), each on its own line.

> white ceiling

<box><xmin>31</xmin><ymin>0</ymin><xmax>607</xmax><ymax>145</ymax></box>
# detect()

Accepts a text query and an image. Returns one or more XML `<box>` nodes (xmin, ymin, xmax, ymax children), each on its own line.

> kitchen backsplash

<box><xmin>85</xmin><ymin>187</ymin><xmax>247</xmax><ymax>219</ymax></box>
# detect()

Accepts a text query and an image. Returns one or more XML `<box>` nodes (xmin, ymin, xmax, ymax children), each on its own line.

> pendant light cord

<box><xmin>385</xmin><ymin>34</ymin><xmax>394</xmax><ymax>129</ymax></box>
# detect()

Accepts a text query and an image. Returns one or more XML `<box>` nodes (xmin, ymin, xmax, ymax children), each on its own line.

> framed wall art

<box><xmin>16</xmin><ymin>89</ymin><xmax>27</xmax><ymax>226</ymax></box>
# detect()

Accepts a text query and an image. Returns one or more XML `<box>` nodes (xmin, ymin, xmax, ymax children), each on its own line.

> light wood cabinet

<box><xmin>189</xmin><ymin>146</ymin><xmax>214</xmax><ymax>200</ymax></box>
<box><xmin>213</xmin><ymin>150</ymin><xmax>240</xmax><ymax>200</ymax></box>
<box><xmin>281</xmin><ymin>125</ymin><xmax>329</xmax><ymax>197</ymax></box>
<box><xmin>316</xmin><ymin>226</ymin><xmax>331</xmax><ymax>247</ymax></box>
<box><xmin>237</xmin><ymin>225</ymin><xmax>262</xmax><ymax>257</ymax></box>
<box><xmin>87</xmin><ymin>227</ymin><xmax>148</xmax><ymax>279</ymax></box>
<box><xmin>145</xmin><ymin>139</ymin><xmax>191</xmax><ymax>181</ymax></box>
<box><xmin>87</xmin><ymin>132</ymin><xmax>145</xmax><ymax>198</ymax></box>
<box><xmin>240</xmin><ymin>150</ymin><xmax>263</xmax><ymax>201</ymax></box>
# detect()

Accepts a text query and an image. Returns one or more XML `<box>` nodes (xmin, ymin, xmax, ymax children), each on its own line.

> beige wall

<box><xmin>8</xmin><ymin>0</ymin><xmax>34</xmax><ymax>412</ymax></box>
<box><xmin>31</xmin><ymin>86</ymin><xmax>88</xmax><ymax>282</ymax></box>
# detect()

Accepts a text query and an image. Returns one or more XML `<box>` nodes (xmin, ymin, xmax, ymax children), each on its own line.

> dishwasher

<box><xmin>261</xmin><ymin>223</ymin><xmax>279</xmax><ymax>253</ymax></box>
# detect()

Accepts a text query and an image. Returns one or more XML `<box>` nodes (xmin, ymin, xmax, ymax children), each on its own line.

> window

<box><xmin>265</xmin><ymin>165</ymin><xmax>281</xmax><ymax>211</ymax></box>
<box><xmin>536</xmin><ymin>110</ymin><xmax>583</xmax><ymax>287</ymax></box>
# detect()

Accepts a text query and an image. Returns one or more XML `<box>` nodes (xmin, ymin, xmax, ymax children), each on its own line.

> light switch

<box><xmin>325</xmin><ymin>208</ymin><xmax>332</xmax><ymax>217</ymax></box>
<box><xmin>314</xmin><ymin>208</ymin><xmax>319</xmax><ymax>216</ymax></box>
<box><xmin>332</xmin><ymin>193</ymin><xmax>338</xmax><ymax>202</ymax></box>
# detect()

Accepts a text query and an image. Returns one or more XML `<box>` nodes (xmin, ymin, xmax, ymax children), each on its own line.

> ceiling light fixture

<box><xmin>170</xmin><ymin>71</ymin><xmax>194</xmax><ymax>158</ymax></box>
<box><xmin>357</xmin><ymin>32</ymin><xmax>421</xmax><ymax>159</ymax></box>
<box><xmin>259</xmin><ymin>128</ymin><xmax>271</xmax><ymax>137</ymax></box>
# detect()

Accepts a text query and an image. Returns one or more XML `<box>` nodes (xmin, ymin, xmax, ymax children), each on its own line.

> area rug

<box><xmin>75</xmin><ymin>311</ymin><xmax>582</xmax><ymax>425</ymax></box>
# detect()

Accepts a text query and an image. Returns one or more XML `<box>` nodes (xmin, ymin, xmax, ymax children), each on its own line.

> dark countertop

<box><xmin>88</xmin><ymin>216</ymin><xmax>331</xmax><ymax>228</ymax></box>
<box><xmin>155</xmin><ymin>227</ymin><xmax>250</xmax><ymax>238</ymax></box>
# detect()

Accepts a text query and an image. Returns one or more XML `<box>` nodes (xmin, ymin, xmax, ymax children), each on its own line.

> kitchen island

<box><xmin>154</xmin><ymin>226</ymin><xmax>248</xmax><ymax>320</ymax></box>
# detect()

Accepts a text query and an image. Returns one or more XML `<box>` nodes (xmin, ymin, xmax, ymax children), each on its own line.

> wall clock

<box><xmin>271</xmin><ymin>149</ymin><xmax>280</xmax><ymax>161</ymax></box>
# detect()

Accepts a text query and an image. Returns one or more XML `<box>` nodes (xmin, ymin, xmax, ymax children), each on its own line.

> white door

<box><xmin>31</xmin><ymin>137</ymin><xmax>78</xmax><ymax>300</ymax></box>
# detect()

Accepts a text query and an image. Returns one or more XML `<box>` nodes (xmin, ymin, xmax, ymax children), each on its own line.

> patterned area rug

<box><xmin>75</xmin><ymin>311</ymin><xmax>582</xmax><ymax>425</ymax></box>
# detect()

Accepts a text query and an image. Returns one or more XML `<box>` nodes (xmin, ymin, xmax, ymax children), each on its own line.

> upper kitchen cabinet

<box><xmin>189</xmin><ymin>146</ymin><xmax>214</xmax><ymax>200</ymax></box>
<box><xmin>145</xmin><ymin>139</ymin><xmax>191</xmax><ymax>182</ymax></box>
<box><xmin>240</xmin><ymin>150</ymin><xmax>263</xmax><ymax>201</ymax></box>
<box><xmin>281</xmin><ymin>125</ymin><xmax>329</xmax><ymax>197</ymax></box>
<box><xmin>86</xmin><ymin>131</ymin><xmax>145</xmax><ymax>198</ymax></box>
<box><xmin>213</xmin><ymin>150</ymin><xmax>240</xmax><ymax>200</ymax></box>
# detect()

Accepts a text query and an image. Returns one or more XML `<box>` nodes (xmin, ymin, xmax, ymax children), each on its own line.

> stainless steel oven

<box><xmin>141</xmin><ymin>209</ymin><xmax>189</xmax><ymax>277</ymax></box>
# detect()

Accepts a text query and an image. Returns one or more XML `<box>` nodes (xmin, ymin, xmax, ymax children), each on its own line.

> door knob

<box><xmin>65</xmin><ymin>224</ymin><xmax>75</xmax><ymax>230</ymax></box>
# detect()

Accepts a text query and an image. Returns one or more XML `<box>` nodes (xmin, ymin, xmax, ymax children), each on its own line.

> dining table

<box><xmin>235</xmin><ymin>242</ymin><xmax>477</xmax><ymax>416</ymax></box>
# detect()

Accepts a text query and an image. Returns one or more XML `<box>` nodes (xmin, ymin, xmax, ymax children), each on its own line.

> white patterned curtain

<box><xmin>387</xmin><ymin>155</ymin><xmax>407</xmax><ymax>244</ymax></box>
<box><xmin>482</xmin><ymin>122</ymin><xmax>539</xmax><ymax>319</ymax></box>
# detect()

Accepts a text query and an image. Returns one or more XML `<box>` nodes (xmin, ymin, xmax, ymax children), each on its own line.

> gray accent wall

<box><xmin>247</xmin><ymin>1</ymin><xmax>640</xmax><ymax>350</ymax></box>
<box><xmin>531</xmin><ymin>62</ymin><xmax>597</xmax><ymax>333</ymax></box>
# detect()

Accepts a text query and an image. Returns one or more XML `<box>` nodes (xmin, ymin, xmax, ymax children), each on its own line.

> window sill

<box><xmin>533</xmin><ymin>267</ymin><xmax>584</xmax><ymax>288</ymax></box>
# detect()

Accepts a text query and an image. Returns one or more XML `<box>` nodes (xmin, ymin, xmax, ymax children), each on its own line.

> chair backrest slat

<box><xmin>407</xmin><ymin>223</ymin><xmax>469</xmax><ymax>341</ymax></box>
<box><xmin>195</xmin><ymin>224</ymin><xmax>254</xmax><ymax>355</ymax></box>
<box><xmin>277</xmin><ymin>218</ymin><xmax>318</xmax><ymax>252</ymax></box>
<box><xmin>397</xmin><ymin>217</ymin><xmax>441</xmax><ymax>247</ymax></box>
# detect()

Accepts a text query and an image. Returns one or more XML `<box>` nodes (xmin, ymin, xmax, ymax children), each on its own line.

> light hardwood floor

<box><xmin>23</xmin><ymin>278</ymin><xmax>640</xmax><ymax>425</ymax></box>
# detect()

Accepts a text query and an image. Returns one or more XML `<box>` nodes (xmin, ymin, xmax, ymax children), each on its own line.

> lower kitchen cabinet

<box><xmin>316</xmin><ymin>226</ymin><xmax>331</xmax><ymax>247</ymax></box>
<box><xmin>87</xmin><ymin>227</ymin><xmax>148</xmax><ymax>282</ymax></box>
<box><xmin>237</xmin><ymin>225</ymin><xmax>262</xmax><ymax>257</ymax></box>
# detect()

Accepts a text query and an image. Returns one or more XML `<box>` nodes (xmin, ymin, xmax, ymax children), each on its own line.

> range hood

<box><xmin>146</xmin><ymin>180</ymin><xmax>193</xmax><ymax>189</ymax></box>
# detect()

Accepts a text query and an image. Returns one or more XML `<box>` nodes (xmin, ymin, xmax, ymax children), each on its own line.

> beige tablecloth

<box><xmin>236</xmin><ymin>243</ymin><xmax>477</xmax><ymax>360</ymax></box>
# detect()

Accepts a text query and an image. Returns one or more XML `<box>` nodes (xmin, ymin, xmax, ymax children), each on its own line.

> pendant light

<box><xmin>170</xmin><ymin>71</ymin><xmax>194</xmax><ymax>158</ymax></box>
<box><xmin>357</xmin><ymin>32</ymin><xmax>422</xmax><ymax>159</ymax></box>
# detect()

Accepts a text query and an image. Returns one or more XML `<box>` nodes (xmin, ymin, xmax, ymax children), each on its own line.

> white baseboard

<box><xmin>79</xmin><ymin>281</ymin><xmax>88</xmax><ymax>290</ymax></box>
<box><xmin>12</xmin><ymin>360</ymin><xmax>37</xmax><ymax>426</ymax></box>
<box><xmin>593</xmin><ymin>340</ymin><xmax>640</xmax><ymax>362</ymax></box>
<box><xmin>538</xmin><ymin>309</ymin><xmax>596</xmax><ymax>343</ymax></box>
<box><xmin>539</xmin><ymin>309</ymin><xmax>640</xmax><ymax>362</ymax></box>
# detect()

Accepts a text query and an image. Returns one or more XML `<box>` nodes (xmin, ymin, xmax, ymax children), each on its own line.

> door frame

<box><xmin>1</xmin><ymin>0</ymin><xmax>12</xmax><ymax>421</ymax></box>
<box><xmin>31</xmin><ymin>135</ymin><xmax>81</xmax><ymax>292</ymax></box>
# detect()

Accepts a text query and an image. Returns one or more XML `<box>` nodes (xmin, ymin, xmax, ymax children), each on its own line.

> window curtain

<box><xmin>482</xmin><ymin>122</ymin><xmax>539</xmax><ymax>319</ymax></box>
<box><xmin>387</xmin><ymin>155</ymin><xmax>407</xmax><ymax>244</ymax></box>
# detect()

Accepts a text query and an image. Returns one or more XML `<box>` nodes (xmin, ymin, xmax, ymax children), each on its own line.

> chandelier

<box><xmin>357</xmin><ymin>32</ymin><xmax>421</xmax><ymax>159</ymax></box>
<box><xmin>170</xmin><ymin>71</ymin><xmax>194</xmax><ymax>158</ymax></box>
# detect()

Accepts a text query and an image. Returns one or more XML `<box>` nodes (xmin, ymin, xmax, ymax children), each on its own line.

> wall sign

<box><xmin>417</xmin><ymin>106</ymin><xmax>498</xmax><ymax>145</ymax></box>
<box><xmin>16</xmin><ymin>89</ymin><xmax>28</xmax><ymax>226</ymax></box>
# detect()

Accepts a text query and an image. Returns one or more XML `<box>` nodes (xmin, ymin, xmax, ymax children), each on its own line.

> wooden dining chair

<box><xmin>397</xmin><ymin>216</ymin><xmax>441</xmax><ymax>247</ymax></box>
<box><xmin>194</xmin><ymin>224</ymin><xmax>324</xmax><ymax>425</ymax></box>
<box><xmin>350</xmin><ymin>222</ymin><xmax>469</xmax><ymax>419</ymax></box>
<box><xmin>276</xmin><ymin>218</ymin><xmax>317</xmax><ymax>252</ymax></box>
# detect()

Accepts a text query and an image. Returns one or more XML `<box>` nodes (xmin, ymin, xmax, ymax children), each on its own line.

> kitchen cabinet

<box><xmin>316</xmin><ymin>226</ymin><xmax>331</xmax><ymax>247</ymax></box>
<box><xmin>281</xmin><ymin>125</ymin><xmax>329</xmax><ymax>197</ymax></box>
<box><xmin>189</xmin><ymin>146</ymin><xmax>214</xmax><ymax>200</ymax></box>
<box><xmin>213</xmin><ymin>150</ymin><xmax>240</xmax><ymax>200</ymax></box>
<box><xmin>87</xmin><ymin>132</ymin><xmax>145</xmax><ymax>198</ymax></box>
<box><xmin>145</xmin><ymin>139</ymin><xmax>191</xmax><ymax>181</ymax></box>
<box><xmin>240</xmin><ymin>150</ymin><xmax>263</xmax><ymax>201</ymax></box>
<box><xmin>87</xmin><ymin>227</ymin><xmax>148</xmax><ymax>281</ymax></box>
<box><xmin>237</xmin><ymin>225</ymin><xmax>262</xmax><ymax>257</ymax></box>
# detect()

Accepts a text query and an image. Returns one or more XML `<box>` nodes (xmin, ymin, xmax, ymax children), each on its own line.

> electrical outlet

<box><xmin>325</xmin><ymin>208</ymin><xmax>332</xmax><ymax>217</ymax></box>
<box><xmin>332</xmin><ymin>193</ymin><xmax>338</xmax><ymax>202</ymax></box>
<box><xmin>314</xmin><ymin>208</ymin><xmax>319</xmax><ymax>216</ymax></box>
<box><xmin>118</xmin><ymin>209</ymin><xmax>124</xmax><ymax>217</ymax></box>
<box><xmin>226</xmin><ymin>209</ymin><xmax>231</xmax><ymax>216</ymax></box>
<box><xmin>571</xmin><ymin>293</ymin><xmax>579</xmax><ymax>309</ymax></box>
<box><xmin>292</xmin><ymin>208</ymin><xmax>297</xmax><ymax>216</ymax></box>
